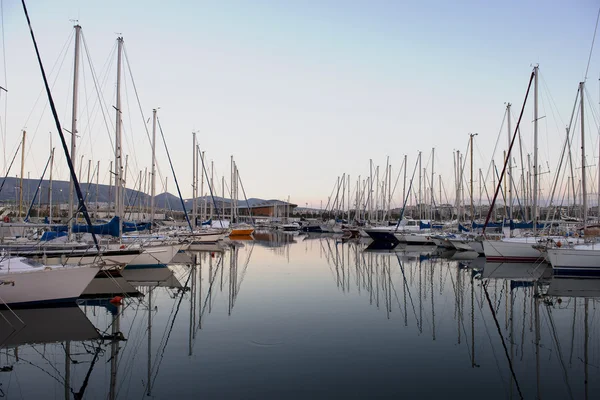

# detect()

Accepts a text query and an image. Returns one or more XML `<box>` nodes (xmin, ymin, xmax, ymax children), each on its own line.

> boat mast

<box><xmin>375</xmin><ymin>167</ymin><xmax>379</xmax><ymax>222</ymax></box>
<box><xmin>455</xmin><ymin>150</ymin><xmax>460</xmax><ymax>223</ymax></box>
<box><xmin>109</xmin><ymin>306</ymin><xmax>121</xmax><ymax>400</ymax></box>
<box><xmin>230</xmin><ymin>155</ymin><xmax>234</xmax><ymax>222</ymax></box>
<box><xmin>418</xmin><ymin>152</ymin><xmax>422</xmax><ymax>220</ymax></box>
<box><xmin>369</xmin><ymin>159</ymin><xmax>373</xmax><ymax>222</ymax></box>
<box><xmin>347</xmin><ymin>174</ymin><xmax>351</xmax><ymax>222</ymax></box>
<box><xmin>200</xmin><ymin>150</ymin><xmax>205</xmax><ymax>221</ymax></box>
<box><xmin>469</xmin><ymin>133</ymin><xmax>477</xmax><ymax>225</ymax></box>
<box><xmin>114</xmin><ymin>36</ymin><xmax>124</xmax><ymax>237</ymax></box>
<box><xmin>460</xmin><ymin>152</ymin><xmax>465</xmax><ymax>222</ymax></box>
<box><xmin>210</xmin><ymin>160</ymin><xmax>214</xmax><ymax>220</ymax></box>
<box><xmin>49</xmin><ymin>138</ymin><xmax>54</xmax><ymax>222</ymax></box>
<box><xmin>68</xmin><ymin>24</ymin><xmax>81</xmax><ymax>234</ymax></box>
<box><xmin>401</xmin><ymin>156</ymin><xmax>407</xmax><ymax>221</ymax></box>
<box><xmin>150</xmin><ymin>109</ymin><xmax>157</xmax><ymax>229</ymax></box>
<box><xmin>388</xmin><ymin>165</ymin><xmax>392</xmax><ymax>221</ymax></box>
<box><xmin>506</xmin><ymin>103</ymin><xmax>512</xmax><ymax>220</ymax></box>
<box><xmin>147</xmin><ymin>288</ymin><xmax>153</xmax><ymax>396</ymax></box>
<box><xmin>580</xmin><ymin>81</ymin><xmax>587</xmax><ymax>228</ymax></box>
<box><xmin>18</xmin><ymin>130</ymin><xmax>25</xmax><ymax>218</ymax></box>
<box><xmin>532</xmin><ymin>66</ymin><xmax>539</xmax><ymax>235</ymax></box>
<box><xmin>95</xmin><ymin>161</ymin><xmax>99</xmax><ymax>216</ymax></box>
<box><xmin>108</xmin><ymin>161</ymin><xmax>113</xmax><ymax>215</ymax></box>
<box><xmin>192</xmin><ymin>131</ymin><xmax>197</xmax><ymax>228</ymax></box>
<box><xmin>431</xmin><ymin>148</ymin><xmax>435</xmax><ymax>221</ymax></box>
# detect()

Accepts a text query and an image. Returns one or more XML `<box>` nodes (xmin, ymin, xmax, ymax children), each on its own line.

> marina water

<box><xmin>1</xmin><ymin>232</ymin><xmax>598</xmax><ymax>399</ymax></box>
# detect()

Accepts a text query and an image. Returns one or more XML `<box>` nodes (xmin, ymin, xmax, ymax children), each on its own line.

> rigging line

<box><xmin>544</xmin><ymin>89</ymin><xmax>582</xmax><ymax>223</ymax></box>
<box><xmin>157</xmin><ymin>117</ymin><xmax>193</xmax><ymax>231</ymax></box>
<box><xmin>1</xmin><ymin>0</ymin><xmax>7</xmax><ymax>174</ymax></box>
<box><xmin>584</xmin><ymin>86</ymin><xmax>600</xmax><ymax>129</ymax></box>
<box><xmin>474</xmin><ymin>283</ymin><xmax>511</xmax><ymax>398</ymax></box>
<box><xmin>543</xmin><ymin>305</ymin><xmax>575</xmax><ymax>400</ymax></box>
<box><xmin>395</xmin><ymin>254</ymin><xmax>421</xmax><ymax>330</ymax></box>
<box><xmin>482</xmin><ymin>280</ymin><xmax>524</xmax><ymax>400</ymax></box>
<box><xmin>483</xmin><ymin>71</ymin><xmax>535</xmax><ymax>234</ymax></box>
<box><xmin>122</xmin><ymin>44</ymin><xmax>167</xmax><ymax>189</ymax></box>
<box><xmin>483</xmin><ymin>108</ymin><xmax>508</xmax><ymax>184</ymax></box>
<box><xmin>21</xmin><ymin>0</ymin><xmax>99</xmax><ymax>249</ymax></box>
<box><xmin>78</xmin><ymin>43</ymin><xmax>95</xmax><ymax>160</ymax></box>
<box><xmin>148</xmin><ymin>271</ymin><xmax>193</xmax><ymax>394</ymax></box>
<box><xmin>22</xmin><ymin>29</ymin><xmax>74</xmax><ymax>128</ymax></box>
<box><xmin>394</xmin><ymin>153</ymin><xmax>420</xmax><ymax>231</ymax></box>
<box><xmin>114</xmin><ymin>299</ymin><xmax>147</xmax><ymax>398</ymax></box>
<box><xmin>5</xmin><ymin>353</ymin><xmax>65</xmax><ymax>386</ymax></box>
<box><xmin>198</xmin><ymin>255</ymin><xmax>224</xmax><ymax>319</ymax></box>
<box><xmin>72</xmin><ymin>339</ymin><xmax>104</xmax><ymax>400</ymax></box>
<box><xmin>198</xmin><ymin>147</ymin><xmax>225</xmax><ymax>223</ymax></box>
<box><xmin>447</xmin><ymin>268</ymin><xmax>473</xmax><ymax>360</ymax></box>
<box><xmin>236</xmin><ymin>167</ymin><xmax>255</xmax><ymax>226</ymax></box>
<box><xmin>388</xmin><ymin>157</ymin><xmax>406</xmax><ymax>209</ymax></box>
<box><xmin>233</xmin><ymin>243</ymin><xmax>255</xmax><ymax>306</ymax></box>
<box><xmin>0</xmin><ymin>141</ymin><xmax>22</xmax><ymax>195</ymax></box>
<box><xmin>24</xmin><ymin>151</ymin><xmax>51</xmax><ymax>221</ymax></box>
<box><xmin>24</xmin><ymin>31</ymin><xmax>75</xmax><ymax>176</ymax></box>
<box><xmin>81</xmin><ymin>33</ymin><xmax>116</xmax><ymax>152</ymax></box>
<box><xmin>540</xmin><ymin>72</ymin><xmax>566</xmax><ymax>129</ymax></box>
<box><xmin>121</xmin><ymin>66</ymin><xmax>142</xmax><ymax>182</ymax></box>
<box><xmin>584</xmin><ymin>8</ymin><xmax>600</xmax><ymax>82</ymax></box>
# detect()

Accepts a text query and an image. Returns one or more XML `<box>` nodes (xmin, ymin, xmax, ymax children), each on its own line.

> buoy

<box><xmin>3</xmin><ymin>216</ymin><xmax>9</xmax><ymax>223</ymax></box>
<box><xmin>556</xmin><ymin>241</ymin><xmax>562</xmax><ymax>248</ymax></box>
<box><xmin>120</xmin><ymin>244</ymin><xmax>126</xmax><ymax>249</ymax></box>
<box><xmin>211</xmin><ymin>252</ymin><xmax>215</xmax><ymax>258</ymax></box>
<box><xmin>110</xmin><ymin>296</ymin><xmax>123</xmax><ymax>305</ymax></box>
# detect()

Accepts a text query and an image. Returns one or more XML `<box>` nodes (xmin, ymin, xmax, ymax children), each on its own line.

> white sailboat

<box><xmin>545</xmin><ymin>81</ymin><xmax>600</xmax><ymax>276</ymax></box>
<box><xmin>482</xmin><ymin>66</ymin><xmax>547</xmax><ymax>263</ymax></box>
<box><xmin>0</xmin><ymin>256</ymin><xmax>99</xmax><ymax>306</ymax></box>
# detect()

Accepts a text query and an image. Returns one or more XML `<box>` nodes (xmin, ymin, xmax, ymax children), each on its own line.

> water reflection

<box><xmin>319</xmin><ymin>238</ymin><xmax>599</xmax><ymax>399</ymax></box>
<box><xmin>1</xmin><ymin>236</ymin><xmax>599</xmax><ymax>399</ymax></box>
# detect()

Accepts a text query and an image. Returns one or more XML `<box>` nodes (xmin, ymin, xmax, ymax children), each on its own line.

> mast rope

<box><xmin>483</xmin><ymin>280</ymin><xmax>524</xmax><ymax>399</ymax></box>
<box><xmin>584</xmin><ymin>8</ymin><xmax>600</xmax><ymax>82</ymax></box>
<box><xmin>156</xmin><ymin>117</ymin><xmax>193</xmax><ymax>231</ymax></box>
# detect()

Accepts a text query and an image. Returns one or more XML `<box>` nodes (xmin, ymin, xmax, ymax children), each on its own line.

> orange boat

<box><xmin>229</xmin><ymin>224</ymin><xmax>255</xmax><ymax>237</ymax></box>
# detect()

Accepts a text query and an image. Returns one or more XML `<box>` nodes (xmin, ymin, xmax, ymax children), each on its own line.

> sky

<box><xmin>0</xmin><ymin>0</ymin><xmax>600</xmax><ymax>210</ymax></box>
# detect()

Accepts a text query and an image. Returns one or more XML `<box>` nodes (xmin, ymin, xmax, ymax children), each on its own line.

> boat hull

<box><xmin>0</xmin><ymin>263</ymin><xmax>99</xmax><ymax>307</ymax></box>
<box><xmin>230</xmin><ymin>228</ymin><xmax>255</xmax><ymax>236</ymax></box>
<box><xmin>29</xmin><ymin>248</ymin><xmax>142</xmax><ymax>269</ymax></box>
<box><xmin>482</xmin><ymin>240</ymin><xmax>544</xmax><ymax>263</ymax></box>
<box><xmin>395</xmin><ymin>233</ymin><xmax>436</xmax><ymax>246</ymax></box>
<box><xmin>547</xmin><ymin>248</ymin><xmax>600</xmax><ymax>277</ymax></box>
<box><xmin>364</xmin><ymin>229</ymin><xmax>399</xmax><ymax>243</ymax></box>
<box><xmin>126</xmin><ymin>244</ymin><xmax>186</xmax><ymax>268</ymax></box>
<box><xmin>190</xmin><ymin>232</ymin><xmax>226</xmax><ymax>243</ymax></box>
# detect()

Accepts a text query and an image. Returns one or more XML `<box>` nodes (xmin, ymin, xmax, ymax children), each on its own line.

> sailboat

<box><xmin>0</xmin><ymin>16</ymin><xmax>118</xmax><ymax>307</ymax></box>
<box><xmin>0</xmin><ymin>255</ymin><xmax>99</xmax><ymax>306</ymax></box>
<box><xmin>481</xmin><ymin>66</ymin><xmax>560</xmax><ymax>263</ymax></box>
<box><xmin>545</xmin><ymin>82</ymin><xmax>600</xmax><ymax>276</ymax></box>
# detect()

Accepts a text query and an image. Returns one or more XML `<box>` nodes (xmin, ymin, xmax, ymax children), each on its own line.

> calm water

<box><xmin>1</xmin><ymin>231</ymin><xmax>599</xmax><ymax>399</ymax></box>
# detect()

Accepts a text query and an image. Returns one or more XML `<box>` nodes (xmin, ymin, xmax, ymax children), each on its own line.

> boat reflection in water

<box><xmin>320</xmin><ymin>237</ymin><xmax>600</xmax><ymax>399</ymax></box>
<box><xmin>0</xmin><ymin>305</ymin><xmax>100</xmax><ymax>399</ymax></box>
<box><xmin>2</xmin><ymin>236</ymin><xmax>600</xmax><ymax>399</ymax></box>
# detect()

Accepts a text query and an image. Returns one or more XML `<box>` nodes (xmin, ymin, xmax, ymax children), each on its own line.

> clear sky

<box><xmin>1</xmin><ymin>0</ymin><xmax>599</xmax><ymax>209</ymax></box>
